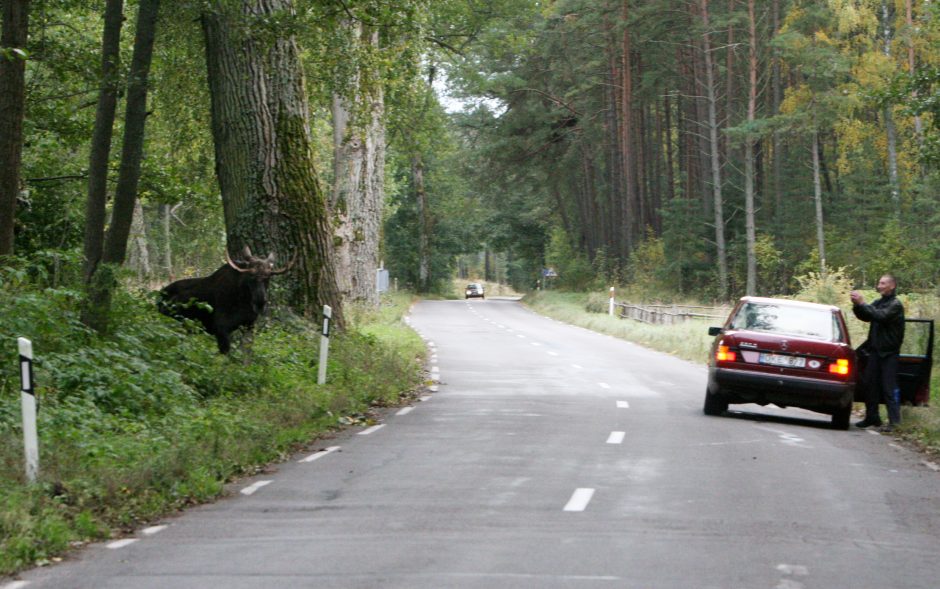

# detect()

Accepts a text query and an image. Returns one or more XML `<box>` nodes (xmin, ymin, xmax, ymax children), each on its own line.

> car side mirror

<box><xmin>708</xmin><ymin>326</ymin><xmax>722</xmax><ymax>337</ymax></box>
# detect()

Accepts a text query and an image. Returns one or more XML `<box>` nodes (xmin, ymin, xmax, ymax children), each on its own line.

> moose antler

<box><xmin>271</xmin><ymin>251</ymin><xmax>298</xmax><ymax>275</ymax></box>
<box><xmin>225</xmin><ymin>249</ymin><xmax>249</xmax><ymax>273</ymax></box>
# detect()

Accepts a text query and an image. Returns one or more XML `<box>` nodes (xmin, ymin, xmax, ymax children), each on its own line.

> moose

<box><xmin>158</xmin><ymin>246</ymin><xmax>294</xmax><ymax>353</ymax></box>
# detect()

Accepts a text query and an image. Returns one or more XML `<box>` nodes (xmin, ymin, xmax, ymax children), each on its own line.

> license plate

<box><xmin>759</xmin><ymin>353</ymin><xmax>806</xmax><ymax>368</ymax></box>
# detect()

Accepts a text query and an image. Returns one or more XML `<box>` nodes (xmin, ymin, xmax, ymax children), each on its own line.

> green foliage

<box><xmin>793</xmin><ymin>266</ymin><xmax>854</xmax><ymax>305</ymax></box>
<box><xmin>544</xmin><ymin>227</ymin><xmax>594</xmax><ymax>290</ymax></box>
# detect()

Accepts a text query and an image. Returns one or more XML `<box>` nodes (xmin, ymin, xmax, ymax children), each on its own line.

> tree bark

<box><xmin>84</xmin><ymin>0</ymin><xmax>160</xmax><ymax>333</ymax></box>
<box><xmin>881</xmin><ymin>0</ymin><xmax>900</xmax><ymax>217</ymax></box>
<box><xmin>812</xmin><ymin>129</ymin><xmax>827</xmax><ymax>274</ymax></box>
<box><xmin>0</xmin><ymin>0</ymin><xmax>29</xmax><ymax>256</ymax></box>
<box><xmin>744</xmin><ymin>0</ymin><xmax>757</xmax><ymax>295</ymax></box>
<box><xmin>331</xmin><ymin>23</ymin><xmax>385</xmax><ymax>305</ymax></box>
<box><xmin>906</xmin><ymin>0</ymin><xmax>923</xmax><ymax>149</ymax></box>
<box><xmin>82</xmin><ymin>0</ymin><xmax>124</xmax><ymax>280</ymax></box>
<box><xmin>619</xmin><ymin>0</ymin><xmax>637</xmax><ymax>254</ymax></box>
<box><xmin>103</xmin><ymin>0</ymin><xmax>160</xmax><ymax>267</ymax></box>
<box><xmin>699</xmin><ymin>0</ymin><xmax>729</xmax><ymax>298</ymax></box>
<box><xmin>202</xmin><ymin>0</ymin><xmax>343</xmax><ymax>326</ymax></box>
<box><xmin>412</xmin><ymin>154</ymin><xmax>430</xmax><ymax>292</ymax></box>
<box><xmin>771</xmin><ymin>0</ymin><xmax>783</xmax><ymax>230</ymax></box>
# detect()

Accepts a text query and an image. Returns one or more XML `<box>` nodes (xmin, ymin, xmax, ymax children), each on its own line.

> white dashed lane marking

<box><xmin>142</xmin><ymin>525</ymin><xmax>167</xmax><ymax>536</ymax></box>
<box><xmin>616</xmin><ymin>401</ymin><xmax>630</xmax><ymax>409</ymax></box>
<box><xmin>563</xmin><ymin>488</ymin><xmax>595</xmax><ymax>512</ymax></box>
<box><xmin>598</xmin><ymin>382</ymin><xmax>611</xmax><ymax>389</ymax></box>
<box><xmin>396</xmin><ymin>406</ymin><xmax>415</xmax><ymax>416</ymax></box>
<box><xmin>107</xmin><ymin>539</ymin><xmax>138</xmax><ymax>549</ymax></box>
<box><xmin>241</xmin><ymin>480</ymin><xmax>273</xmax><ymax>496</ymax></box>
<box><xmin>924</xmin><ymin>461</ymin><xmax>940</xmax><ymax>472</ymax></box>
<box><xmin>606</xmin><ymin>431</ymin><xmax>626</xmax><ymax>444</ymax></box>
<box><xmin>546</xmin><ymin>351</ymin><xmax>559</xmax><ymax>356</ymax></box>
<box><xmin>3</xmin><ymin>582</ymin><xmax>29</xmax><ymax>589</ymax></box>
<box><xmin>358</xmin><ymin>424</ymin><xmax>386</xmax><ymax>436</ymax></box>
<box><xmin>299</xmin><ymin>445</ymin><xmax>341</xmax><ymax>463</ymax></box>
<box><xmin>572</xmin><ymin>364</ymin><xmax>583</xmax><ymax>370</ymax></box>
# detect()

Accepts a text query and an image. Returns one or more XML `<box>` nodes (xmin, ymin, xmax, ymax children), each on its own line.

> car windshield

<box><xmin>729</xmin><ymin>302</ymin><xmax>838</xmax><ymax>341</ymax></box>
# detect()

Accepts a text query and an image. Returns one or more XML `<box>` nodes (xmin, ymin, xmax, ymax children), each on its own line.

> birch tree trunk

<box><xmin>127</xmin><ymin>200</ymin><xmax>151</xmax><ymax>280</ymax></box>
<box><xmin>331</xmin><ymin>23</ymin><xmax>385</xmax><ymax>305</ymax></box>
<box><xmin>202</xmin><ymin>0</ymin><xmax>343</xmax><ymax>326</ymax></box>
<box><xmin>0</xmin><ymin>0</ymin><xmax>29</xmax><ymax>256</ymax></box>
<box><xmin>881</xmin><ymin>0</ymin><xmax>900</xmax><ymax>217</ymax></box>
<box><xmin>699</xmin><ymin>0</ymin><xmax>728</xmax><ymax>298</ymax></box>
<box><xmin>744</xmin><ymin>0</ymin><xmax>757</xmax><ymax>295</ymax></box>
<box><xmin>412</xmin><ymin>154</ymin><xmax>430</xmax><ymax>292</ymax></box>
<box><xmin>82</xmin><ymin>0</ymin><xmax>123</xmax><ymax>280</ymax></box>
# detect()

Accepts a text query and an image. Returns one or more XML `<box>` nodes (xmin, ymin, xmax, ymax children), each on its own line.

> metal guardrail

<box><xmin>616</xmin><ymin>302</ymin><xmax>729</xmax><ymax>325</ymax></box>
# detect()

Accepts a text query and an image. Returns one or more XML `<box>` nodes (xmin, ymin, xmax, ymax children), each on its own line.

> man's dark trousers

<box><xmin>864</xmin><ymin>353</ymin><xmax>901</xmax><ymax>425</ymax></box>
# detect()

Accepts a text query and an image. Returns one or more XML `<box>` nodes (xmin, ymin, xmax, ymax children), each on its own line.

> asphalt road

<box><xmin>6</xmin><ymin>298</ymin><xmax>940</xmax><ymax>588</ymax></box>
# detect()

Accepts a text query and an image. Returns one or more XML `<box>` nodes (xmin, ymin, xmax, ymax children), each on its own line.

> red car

<box><xmin>705</xmin><ymin>297</ymin><xmax>857</xmax><ymax>429</ymax></box>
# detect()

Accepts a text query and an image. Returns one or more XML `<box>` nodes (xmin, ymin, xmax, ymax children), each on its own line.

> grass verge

<box><xmin>525</xmin><ymin>290</ymin><xmax>940</xmax><ymax>457</ymax></box>
<box><xmin>0</xmin><ymin>288</ymin><xmax>424</xmax><ymax>575</ymax></box>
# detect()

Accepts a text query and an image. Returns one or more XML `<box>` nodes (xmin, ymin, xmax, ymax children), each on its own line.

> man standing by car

<box><xmin>850</xmin><ymin>274</ymin><xmax>905</xmax><ymax>432</ymax></box>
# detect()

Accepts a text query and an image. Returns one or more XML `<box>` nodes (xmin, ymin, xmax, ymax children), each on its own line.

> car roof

<box><xmin>738</xmin><ymin>296</ymin><xmax>841</xmax><ymax>313</ymax></box>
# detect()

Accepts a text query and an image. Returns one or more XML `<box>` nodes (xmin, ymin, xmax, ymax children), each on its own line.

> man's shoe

<box><xmin>878</xmin><ymin>423</ymin><xmax>898</xmax><ymax>433</ymax></box>
<box><xmin>855</xmin><ymin>418</ymin><xmax>883</xmax><ymax>428</ymax></box>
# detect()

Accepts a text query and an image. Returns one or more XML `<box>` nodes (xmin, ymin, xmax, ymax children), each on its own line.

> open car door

<box><xmin>898</xmin><ymin>319</ymin><xmax>933</xmax><ymax>406</ymax></box>
<box><xmin>854</xmin><ymin>318</ymin><xmax>934</xmax><ymax>406</ymax></box>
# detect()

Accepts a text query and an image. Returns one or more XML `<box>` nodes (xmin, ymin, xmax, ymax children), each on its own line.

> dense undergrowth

<box><xmin>0</xmin><ymin>269</ymin><xmax>424</xmax><ymax>575</ymax></box>
<box><xmin>525</xmin><ymin>287</ymin><xmax>940</xmax><ymax>456</ymax></box>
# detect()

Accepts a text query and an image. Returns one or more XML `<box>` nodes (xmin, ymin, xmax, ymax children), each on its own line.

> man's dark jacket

<box><xmin>853</xmin><ymin>293</ymin><xmax>905</xmax><ymax>357</ymax></box>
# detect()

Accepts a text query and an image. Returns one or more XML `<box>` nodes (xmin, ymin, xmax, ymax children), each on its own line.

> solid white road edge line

<box><xmin>240</xmin><ymin>480</ymin><xmax>273</xmax><ymax>496</ymax></box>
<box><xmin>607</xmin><ymin>431</ymin><xmax>626</xmax><ymax>444</ymax></box>
<box><xmin>358</xmin><ymin>424</ymin><xmax>386</xmax><ymax>435</ymax></box>
<box><xmin>564</xmin><ymin>488</ymin><xmax>595</xmax><ymax>512</ymax></box>
<box><xmin>300</xmin><ymin>445</ymin><xmax>341</xmax><ymax>463</ymax></box>
<box><xmin>396</xmin><ymin>406</ymin><xmax>415</xmax><ymax>416</ymax></box>
<box><xmin>107</xmin><ymin>539</ymin><xmax>138</xmax><ymax>549</ymax></box>
<box><xmin>142</xmin><ymin>525</ymin><xmax>167</xmax><ymax>536</ymax></box>
<box><xmin>924</xmin><ymin>461</ymin><xmax>940</xmax><ymax>472</ymax></box>
<box><xmin>2</xmin><ymin>582</ymin><xmax>30</xmax><ymax>589</ymax></box>
<box><xmin>617</xmin><ymin>400</ymin><xmax>630</xmax><ymax>409</ymax></box>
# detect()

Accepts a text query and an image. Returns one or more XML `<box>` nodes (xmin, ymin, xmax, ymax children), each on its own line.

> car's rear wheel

<box><xmin>831</xmin><ymin>405</ymin><xmax>851</xmax><ymax>430</ymax></box>
<box><xmin>703</xmin><ymin>389</ymin><xmax>728</xmax><ymax>416</ymax></box>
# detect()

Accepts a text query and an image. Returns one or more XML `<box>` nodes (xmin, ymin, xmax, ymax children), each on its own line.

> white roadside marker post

<box><xmin>317</xmin><ymin>305</ymin><xmax>332</xmax><ymax>385</ymax></box>
<box><xmin>18</xmin><ymin>338</ymin><xmax>39</xmax><ymax>483</ymax></box>
<box><xmin>608</xmin><ymin>286</ymin><xmax>615</xmax><ymax>316</ymax></box>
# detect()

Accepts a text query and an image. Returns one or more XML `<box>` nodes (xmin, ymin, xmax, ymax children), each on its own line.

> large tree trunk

<box><xmin>0</xmin><ymin>0</ymin><xmax>29</xmax><ymax>256</ymax></box>
<box><xmin>331</xmin><ymin>22</ymin><xmax>385</xmax><ymax>305</ymax></box>
<box><xmin>812</xmin><ymin>129</ymin><xmax>827</xmax><ymax>274</ymax></box>
<box><xmin>744</xmin><ymin>0</ymin><xmax>758</xmax><ymax>295</ymax></box>
<box><xmin>82</xmin><ymin>0</ymin><xmax>124</xmax><ymax>280</ymax></box>
<box><xmin>84</xmin><ymin>0</ymin><xmax>160</xmax><ymax>333</ymax></box>
<box><xmin>202</xmin><ymin>0</ymin><xmax>343</xmax><ymax>326</ymax></box>
<box><xmin>699</xmin><ymin>0</ymin><xmax>729</xmax><ymax>298</ymax></box>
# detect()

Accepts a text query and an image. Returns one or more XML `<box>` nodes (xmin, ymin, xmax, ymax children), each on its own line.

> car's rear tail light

<box><xmin>829</xmin><ymin>359</ymin><xmax>850</xmax><ymax>375</ymax></box>
<box><xmin>716</xmin><ymin>345</ymin><xmax>736</xmax><ymax>362</ymax></box>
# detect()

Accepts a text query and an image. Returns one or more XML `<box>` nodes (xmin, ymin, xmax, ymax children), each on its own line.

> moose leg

<box><xmin>215</xmin><ymin>330</ymin><xmax>231</xmax><ymax>354</ymax></box>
